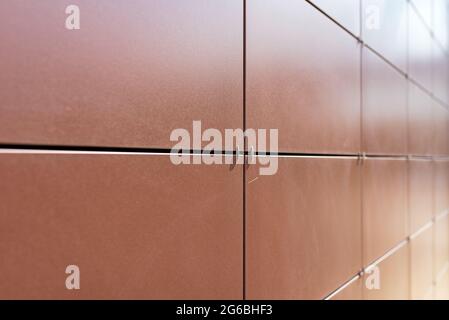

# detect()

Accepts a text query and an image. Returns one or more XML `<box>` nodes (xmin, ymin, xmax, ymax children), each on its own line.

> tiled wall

<box><xmin>0</xmin><ymin>0</ymin><xmax>448</xmax><ymax>300</ymax></box>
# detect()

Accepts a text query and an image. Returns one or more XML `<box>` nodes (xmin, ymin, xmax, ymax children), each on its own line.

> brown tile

<box><xmin>434</xmin><ymin>161</ymin><xmax>449</xmax><ymax>217</ymax></box>
<box><xmin>362</xmin><ymin>48</ymin><xmax>407</xmax><ymax>155</ymax></box>
<box><xmin>247</xmin><ymin>0</ymin><xmax>360</xmax><ymax>154</ymax></box>
<box><xmin>363</xmin><ymin>159</ymin><xmax>408</xmax><ymax>265</ymax></box>
<box><xmin>329</xmin><ymin>277</ymin><xmax>363</xmax><ymax>300</ymax></box>
<box><xmin>408</xmin><ymin>82</ymin><xmax>434</xmax><ymax>156</ymax></box>
<box><xmin>308</xmin><ymin>0</ymin><xmax>360</xmax><ymax>36</ymax></box>
<box><xmin>410</xmin><ymin>227</ymin><xmax>433</xmax><ymax>300</ymax></box>
<box><xmin>0</xmin><ymin>153</ymin><xmax>243</xmax><ymax>299</ymax></box>
<box><xmin>363</xmin><ymin>244</ymin><xmax>409</xmax><ymax>300</ymax></box>
<box><xmin>362</xmin><ymin>0</ymin><xmax>408</xmax><ymax>71</ymax></box>
<box><xmin>435</xmin><ymin>268</ymin><xmax>449</xmax><ymax>300</ymax></box>
<box><xmin>423</xmin><ymin>287</ymin><xmax>434</xmax><ymax>300</ymax></box>
<box><xmin>432</xmin><ymin>41</ymin><xmax>449</xmax><ymax>105</ymax></box>
<box><xmin>434</xmin><ymin>214</ymin><xmax>449</xmax><ymax>278</ymax></box>
<box><xmin>0</xmin><ymin>0</ymin><xmax>243</xmax><ymax>148</ymax></box>
<box><xmin>409</xmin><ymin>4</ymin><xmax>432</xmax><ymax>92</ymax></box>
<box><xmin>433</xmin><ymin>104</ymin><xmax>449</xmax><ymax>157</ymax></box>
<box><xmin>246</xmin><ymin>157</ymin><xmax>362</xmax><ymax>299</ymax></box>
<box><xmin>409</xmin><ymin>160</ymin><xmax>433</xmax><ymax>234</ymax></box>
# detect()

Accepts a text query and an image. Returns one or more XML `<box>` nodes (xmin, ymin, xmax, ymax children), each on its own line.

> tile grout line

<box><xmin>435</xmin><ymin>209</ymin><xmax>449</xmax><ymax>221</ymax></box>
<box><xmin>359</xmin><ymin>0</ymin><xmax>365</xmax><ymax>301</ymax></box>
<box><xmin>435</xmin><ymin>261</ymin><xmax>449</xmax><ymax>284</ymax></box>
<box><xmin>409</xmin><ymin>220</ymin><xmax>433</xmax><ymax>241</ymax></box>
<box><xmin>324</xmin><ymin>211</ymin><xmax>443</xmax><ymax>300</ymax></box>
<box><xmin>305</xmin><ymin>0</ymin><xmax>359</xmax><ymax>42</ymax></box>
<box><xmin>323</xmin><ymin>238</ymin><xmax>409</xmax><ymax>300</ymax></box>
<box><xmin>2</xmin><ymin>146</ymin><xmax>449</xmax><ymax>162</ymax></box>
<box><xmin>363</xmin><ymin>42</ymin><xmax>449</xmax><ymax>111</ymax></box>
<box><xmin>406</xmin><ymin>8</ymin><xmax>412</xmax><ymax>297</ymax></box>
<box><xmin>323</xmin><ymin>272</ymin><xmax>362</xmax><ymax>300</ymax></box>
<box><xmin>364</xmin><ymin>239</ymin><xmax>409</xmax><ymax>273</ymax></box>
<box><xmin>409</xmin><ymin>0</ymin><xmax>449</xmax><ymax>56</ymax></box>
<box><xmin>308</xmin><ymin>0</ymin><xmax>449</xmax><ymax>110</ymax></box>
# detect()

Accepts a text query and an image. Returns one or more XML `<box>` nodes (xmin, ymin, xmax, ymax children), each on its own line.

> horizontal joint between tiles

<box><xmin>408</xmin><ymin>155</ymin><xmax>434</xmax><ymax>161</ymax></box>
<box><xmin>323</xmin><ymin>272</ymin><xmax>362</xmax><ymax>301</ymax></box>
<box><xmin>435</xmin><ymin>210</ymin><xmax>449</xmax><ymax>222</ymax></box>
<box><xmin>304</xmin><ymin>0</ymin><xmax>360</xmax><ymax>42</ymax></box>
<box><xmin>435</xmin><ymin>262</ymin><xmax>449</xmax><ymax>283</ymax></box>
<box><xmin>364</xmin><ymin>240</ymin><xmax>408</xmax><ymax>273</ymax></box>
<box><xmin>363</xmin><ymin>44</ymin><xmax>407</xmax><ymax>78</ymax></box>
<box><xmin>0</xmin><ymin>146</ymin><xmax>238</xmax><ymax>157</ymax></box>
<box><xmin>2</xmin><ymin>145</ymin><xmax>442</xmax><ymax>162</ymax></box>
<box><xmin>364</xmin><ymin>155</ymin><xmax>408</xmax><ymax>161</ymax></box>
<box><xmin>409</xmin><ymin>221</ymin><xmax>434</xmax><ymax>240</ymax></box>
<box><xmin>408</xmin><ymin>78</ymin><xmax>449</xmax><ymax>110</ymax></box>
<box><xmin>408</xmin><ymin>0</ymin><xmax>449</xmax><ymax>57</ymax></box>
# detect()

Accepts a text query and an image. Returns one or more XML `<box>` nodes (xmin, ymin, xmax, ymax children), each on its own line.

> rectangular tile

<box><xmin>363</xmin><ymin>245</ymin><xmax>409</xmax><ymax>300</ymax></box>
<box><xmin>362</xmin><ymin>48</ymin><xmax>407</xmax><ymax>155</ymax></box>
<box><xmin>435</xmin><ymin>268</ymin><xmax>449</xmax><ymax>300</ymax></box>
<box><xmin>246</xmin><ymin>157</ymin><xmax>362</xmax><ymax>299</ymax></box>
<box><xmin>434</xmin><ymin>161</ymin><xmax>449</xmax><ymax>217</ymax></box>
<box><xmin>0</xmin><ymin>153</ymin><xmax>243</xmax><ymax>299</ymax></box>
<box><xmin>408</xmin><ymin>82</ymin><xmax>434</xmax><ymax>156</ymax></box>
<box><xmin>410</xmin><ymin>227</ymin><xmax>433</xmax><ymax>300</ymax></box>
<box><xmin>308</xmin><ymin>0</ymin><xmax>360</xmax><ymax>36</ymax></box>
<box><xmin>433</xmin><ymin>0</ymin><xmax>449</xmax><ymax>50</ymax></box>
<box><xmin>362</xmin><ymin>0</ymin><xmax>408</xmax><ymax>71</ymax></box>
<box><xmin>0</xmin><ymin>0</ymin><xmax>243</xmax><ymax>149</ymax></box>
<box><xmin>434</xmin><ymin>214</ymin><xmax>449</xmax><ymax>277</ymax></box>
<box><xmin>411</xmin><ymin>0</ymin><xmax>433</xmax><ymax>27</ymax></box>
<box><xmin>432</xmin><ymin>41</ymin><xmax>449</xmax><ymax>105</ymax></box>
<box><xmin>433</xmin><ymin>104</ymin><xmax>449</xmax><ymax>157</ymax></box>
<box><xmin>363</xmin><ymin>159</ymin><xmax>408</xmax><ymax>264</ymax></box>
<box><xmin>247</xmin><ymin>0</ymin><xmax>360</xmax><ymax>154</ymax></box>
<box><xmin>409</xmin><ymin>160</ymin><xmax>433</xmax><ymax>234</ymax></box>
<box><xmin>423</xmin><ymin>287</ymin><xmax>434</xmax><ymax>300</ymax></box>
<box><xmin>409</xmin><ymin>3</ymin><xmax>433</xmax><ymax>91</ymax></box>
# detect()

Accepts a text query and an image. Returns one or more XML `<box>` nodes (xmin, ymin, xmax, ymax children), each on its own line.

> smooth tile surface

<box><xmin>411</xmin><ymin>0</ymin><xmax>433</xmax><ymax>27</ymax></box>
<box><xmin>362</xmin><ymin>48</ymin><xmax>407</xmax><ymax>155</ymax></box>
<box><xmin>246</xmin><ymin>157</ymin><xmax>361</xmax><ymax>299</ymax></box>
<box><xmin>433</xmin><ymin>103</ymin><xmax>449</xmax><ymax>157</ymax></box>
<box><xmin>308</xmin><ymin>0</ymin><xmax>360</xmax><ymax>35</ymax></box>
<box><xmin>433</xmin><ymin>0</ymin><xmax>449</xmax><ymax>49</ymax></box>
<box><xmin>247</xmin><ymin>0</ymin><xmax>360</xmax><ymax>153</ymax></box>
<box><xmin>410</xmin><ymin>227</ymin><xmax>433</xmax><ymax>300</ymax></box>
<box><xmin>0</xmin><ymin>154</ymin><xmax>243</xmax><ymax>299</ymax></box>
<box><xmin>409</xmin><ymin>160</ymin><xmax>433</xmax><ymax>234</ymax></box>
<box><xmin>0</xmin><ymin>0</ymin><xmax>243</xmax><ymax>148</ymax></box>
<box><xmin>362</xmin><ymin>0</ymin><xmax>408</xmax><ymax>71</ymax></box>
<box><xmin>435</xmin><ymin>268</ymin><xmax>449</xmax><ymax>300</ymax></box>
<box><xmin>434</xmin><ymin>161</ymin><xmax>449</xmax><ymax>217</ymax></box>
<box><xmin>434</xmin><ymin>214</ymin><xmax>449</xmax><ymax>277</ymax></box>
<box><xmin>363</xmin><ymin>159</ymin><xmax>408</xmax><ymax>265</ymax></box>
<box><xmin>1</xmin><ymin>0</ymin><xmax>446</xmax><ymax>301</ymax></box>
<box><xmin>408</xmin><ymin>82</ymin><xmax>434</xmax><ymax>156</ymax></box>
<box><xmin>409</xmin><ymin>4</ymin><xmax>432</xmax><ymax>91</ymax></box>
<box><xmin>329</xmin><ymin>277</ymin><xmax>363</xmax><ymax>300</ymax></box>
<box><xmin>432</xmin><ymin>42</ymin><xmax>448</xmax><ymax>105</ymax></box>
<box><xmin>363</xmin><ymin>245</ymin><xmax>409</xmax><ymax>300</ymax></box>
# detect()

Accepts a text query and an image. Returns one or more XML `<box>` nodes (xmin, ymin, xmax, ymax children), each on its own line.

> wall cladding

<box><xmin>0</xmin><ymin>0</ymin><xmax>243</xmax><ymax>148</ymax></box>
<box><xmin>0</xmin><ymin>154</ymin><xmax>243</xmax><ymax>299</ymax></box>
<box><xmin>0</xmin><ymin>0</ymin><xmax>448</xmax><ymax>299</ymax></box>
